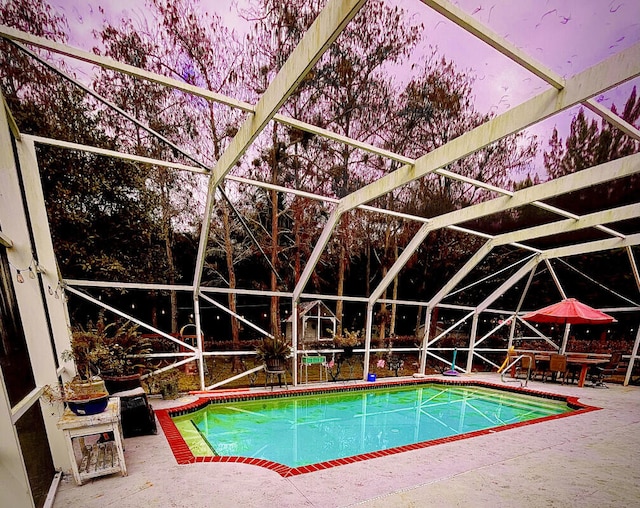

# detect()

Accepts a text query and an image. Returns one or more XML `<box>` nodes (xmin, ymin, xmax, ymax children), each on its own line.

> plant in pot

<box><xmin>41</xmin><ymin>349</ymin><xmax>110</xmax><ymax>416</ymax></box>
<box><xmin>332</xmin><ymin>328</ymin><xmax>361</xmax><ymax>358</ymax></box>
<box><xmin>70</xmin><ymin>314</ymin><xmax>153</xmax><ymax>395</ymax></box>
<box><xmin>41</xmin><ymin>379</ymin><xmax>111</xmax><ymax>416</ymax></box>
<box><xmin>255</xmin><ymin>335</ymin><xmax>292</xmax><ymax>371</ymax></box>
<box><xmin>144</xmin><ymin>370</ymin><xmax>180</xmax><ymax>399</ymax></box>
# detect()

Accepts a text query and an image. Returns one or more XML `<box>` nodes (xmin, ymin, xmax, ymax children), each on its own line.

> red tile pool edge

<box><xmin>155</xmin><ymin>378</ymin><xmax>601</xmax><ymax>477</ymax></box>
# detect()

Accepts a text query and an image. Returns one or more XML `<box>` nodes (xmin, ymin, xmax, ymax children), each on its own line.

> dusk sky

<box><xmin>50</xmin><ymin>0</ymin><xmax>640</xmax><ymax>173</ymax></box>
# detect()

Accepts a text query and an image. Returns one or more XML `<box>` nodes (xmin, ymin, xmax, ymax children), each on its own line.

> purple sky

<box><xmin>52</xmin><ymin>0</ymin><xmax>640</xmax><ymax>174</ymax></box>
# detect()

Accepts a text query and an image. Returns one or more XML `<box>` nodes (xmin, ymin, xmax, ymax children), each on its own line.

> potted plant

<box><xmin>70</xmin><ymin>314</ymin><xmax>152</xmax><ymax>394</ymax></box>
<box><xmin>40</xmin><ymin>337</ymin><xmax>110</xmax><ymax>416</ymax></box>
<box><xmin>332</xmin><ymin>328</ymin><xmax>361</xmax><ymax>358</ymax></box>
<box><xmin>41</xmin><ymin>377</ymin><xmax>110</xmax><ymax>416</ymax></box>
<box><xmin>144</xmin><ymin>370</ymin><xmax>180</xmax><ymax>399</ymax></box>
<box><xmin>255</xmin><ymin>335</ymin><xmax>292</xmax><ymax>371</ymax></box>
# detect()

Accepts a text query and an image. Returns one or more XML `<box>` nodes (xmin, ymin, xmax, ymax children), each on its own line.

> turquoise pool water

<box><xmin>172</xmin><ymin>384</ymin><xmax>572</xmax><ymax>468</ymax></box>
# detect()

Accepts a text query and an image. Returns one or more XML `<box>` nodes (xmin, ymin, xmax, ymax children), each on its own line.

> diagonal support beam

<box><xmin>424</xmin><ymin>153</ymin><xmax>640</xmax><ymax>233</ymax></box>
<box><xmin>476</xmin><ymin>256</ymin><xmax>540</xmax><ymax>314</ymax></box>
<box><xmin>584</xmin><ymin>99</ymin><xmax>640</xmax><ymax>142</ymax></box>
<box><xmin>370</xmin><ymin>154</ymin><xmax>639</xmax><ymax>301</ymax></box>
<box><xmin>493</xmin><ymin>203</ymin><xmax>640</xmax><ymax>246</ymax></box>
<box><xmin>541</xmin><ymin>233</ymin><xmax>640</xmax><ymax>259</ymax></box>
<box><xmin>192</xmin><ymin>0</ymin><xmax>365</xmax><ymax>292</ymax></box>
<box><xmin>368</xmin><ymin>223</ymin><xmax>437</xmax><ymax>303</ymax></box>
<box><xmin>339</xmin><ymin>42</ymin><xmax>640</xmax><ymax>212</ymax></box>
<box><xmin>293</xmin><ymin>208</ymin><xmax>342</xmax><ymax>302</ymax></box>
<box><xmin>210</xmin><ymin>0</ymin><xmax>366</xmax><ymax>188</ymax></box>
<box><xmin>422</xmin><ymin>2</ymin><xmax>638</xmax><ymax>151</ymax></box>
<box><xmin>368</xmin><ymin>154</ymin><xmax>639</xmax><ymax>307</ymax></box>
<box><xmin>3</xmin><ymin>23</ymin><xmax>629</xmax><ymax>245</ymax></box>
<box><xmin>428</xmin><ymin>241</ymin><xmax>496</xmax><ymax>308</ymax></box>
<box><xmin>420</xmin><ymin>0</ymin><xmax>565</xmax><ymax>89</ymax></box>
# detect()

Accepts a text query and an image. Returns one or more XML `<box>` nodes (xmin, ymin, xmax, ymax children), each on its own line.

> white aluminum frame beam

<box><xmin>1</xmin><ymin>92</ymin><xmax>21</xmax><ymax>139</ymax></box>
<box><xmin>465</xmin><ymin>258</ymin><xmax>539</xmax><ymax>371</ymax></box>
<box><xmin>0</xmin><ymin>25</ymin><xmax>524</xmax><ymax>194</ymax></box>
<box><xmin>192</xmin><ymin>0</ymin><xmax>365</xmax><ymax>294</ymax></box>
<box><xmin>541</xmin><ymin>233</ymin><xmax>640</xmax><ymax>259</ymax></box>
<box><xmin>493</xmin><ymin>204</ymin><xmax>640</xmax><ymax>247</ymax></box>
<box><xmin>1</xmin><ymin>10</ymin><xmax>638</xmax><ymax>390</ymax></box>
<box><xmin>299</xmin><ymin>44</ymin><xmax>639</xmax><ymax>306</ymax></box>
<box><xmin>427</xmin><ymin>242</ymin><xmax>497</xmax><ymax>309</ymax></box>
<box><xmin>199</xmin><ymin>0</ymin><xmax>366</xmax><ymax>386</ymax></box>
<box><xmin>420</xmin><ymin>0</ymin><xmax>565</xmax><ymax>90</ymax></box>
<box><xmin>11</xmin><ymin>26</ymin><xmax>632</xmax><ymax>268</ymax></box>
<box><xmin>421</xmin><ymin>1</ymin><xmax>639</xmax><ymax>145</ymax></box>
<box><xmin>476</xmin><ymin>257</ymin><xmax>541</xmax><ymax>315</ymax></box>
<box><xmin>625</xmin><ymin>326</ymin><xmax>640</xmax><ymax>386</ymax></box>
<box><xmin>367</xmin><ymin>186</ymin><xmax>636</xmax><ymax>308</ymax></box>
<box><xmin>199</xmin><ymin>293</ymin><xmax>273</xmax><ymax>339</ymax></box>
<box><xmin>426</xmin><ymin>153</ymin><xmax>640</xmax><ymax>232</ymax></box>
<box><xmin>64</xmin><ymin>285</ymin><xmax>197</xmax><ymax>352</ymax></box>
<box><xmin>7</xmin><ymin>26</ymin><xmax>634</xmax><ymax>306</ymax></box>
<box><xmin>544</xmin><ymin>258</ymin><xmax>568</xmax><ymax>300</ymax></box>
<box><xmin>366</xmin><ymin>153</ymin><xmax>639</xmax><ymax>314</ymax></box>
<box><xmin>584</xmin><ymin>99</ymin><xmax>640</xmax><ymax>142</ymax></box>
<box><xmin>339</xmin><ymin>43</ymin><xmax>640</xmax><ymax>213</ymax></box>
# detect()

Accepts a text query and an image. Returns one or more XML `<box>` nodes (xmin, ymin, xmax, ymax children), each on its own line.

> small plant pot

<box><xmin>160</xmin><ymin>382</ymin><xmax>179</xmax><ymax>400</ymax></box>
<box><xmin>265</xmin><ymin>358</ymin><xmax>285</xmax><ymax>371</ymax></box>
<box><xmin>102</xmin><ymin>374</ymin><xmax>142</xmax><ymax>394</ymax></box>
<box><xmin>67</xmin><ymin>394</ymin><xmax>109</xmax><ymax>416</ymax></box>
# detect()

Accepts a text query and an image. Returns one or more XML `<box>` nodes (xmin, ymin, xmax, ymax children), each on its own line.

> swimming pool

<box><xmin>157</xmin><ymin>380</ymin><xmax>598</xmax><ymax>476</ymax></box>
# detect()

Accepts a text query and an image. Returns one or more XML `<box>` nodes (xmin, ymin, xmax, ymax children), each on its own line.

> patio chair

<box><xmin>387</xmin><ymin>355</ymin><xmax>404</xmax><ymax>376</ymax></box>
<box><xmin>589</xmin><ymin>352</ymin><xmax>623</xmax><ymax>388</ymax></box>
<box><xmin>544</xmin><ymin>354</ymin><xmax>568</xmax><ymax>384</ymax></box>
<box><xmin>515</xmin><ymin>354</ymin><xmax>535</xmax><ymax>380</ymax></box>
<box><xmin>531</xmin><ymin>355</ymin><xmax>549</xmax><ymax>381</ymax></box>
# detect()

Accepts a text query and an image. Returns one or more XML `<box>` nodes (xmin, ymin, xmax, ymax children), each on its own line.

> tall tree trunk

<box><xmin>336</xmin><ymin>240</ymin><xmax>346</xmax><ymax>331</ymax></box>
<box><xmin>162</xmin><ymin>226</ymin><xmax>178</xmax><ymax>334</ymax></box>
<box><xmin>161</xmin><ymin>193</ymin><xmax>179</xmax><ymax>333</ymax></box>
<box><xmin>365</xmin><ymin>236</ymin><xmax>371</xmax><ymax>297</ymax></box>
<box><xmin>390</xmin><ymin>256</ymin><xmax>399</xmax><ymax>337</ymax></box>
<box><xmin>415</xmin><ymin>305</ymin><xmax>423</xmax><ymax>337</ymax></box>
<box><xmin>378</xmin><ymin>273</ymin><xmax>387</xmax><ymax>345</ymax></box>
<box><xmin>293</xmin><ymin>200</ymin><xmax>302</xmax><ymax>285</ymax></box>
<box><xmin>220</xmin><ymin>196</ymin><xmax>242</xmax><ymax>372</ymax></box>
<box><xmin>270</xmin><ymin>123</ymin><xmax>280</xmax><ymax>336</ymax></box>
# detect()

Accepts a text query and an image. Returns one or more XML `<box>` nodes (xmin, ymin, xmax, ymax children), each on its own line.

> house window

<box><xmin>1</xmin><ymin>246</ymin><xmax>54</xmax><ymax>507</ymax></box>
<box><xmin>0</xmin><ymin>245</ymin><xmax>36</xmax><ymax>405</ymax></box>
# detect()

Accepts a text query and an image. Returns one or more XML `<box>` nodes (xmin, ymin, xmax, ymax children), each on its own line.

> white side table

<box><xmin>56</xmin><ymin>397</ymin><xmax>127</xmax><ymax>485</ymax></box>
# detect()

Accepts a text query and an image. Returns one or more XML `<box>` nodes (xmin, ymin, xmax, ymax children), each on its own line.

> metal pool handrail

<box><xmin>500</xmin><ymin>354</ymin><xmax>532</xmax><ymax>387</ymax></box>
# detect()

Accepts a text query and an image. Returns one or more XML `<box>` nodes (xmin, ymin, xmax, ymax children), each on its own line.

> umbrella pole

<box><xmin>560</xmin><ymin>323</ymin><xmax>571</xmax><ymax>354</ymax></box>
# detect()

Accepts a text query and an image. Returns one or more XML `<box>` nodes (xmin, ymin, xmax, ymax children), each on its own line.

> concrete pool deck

<box><xmin>52</xmin><ymin>373</ymin><xmax>640</xmax><ymax>507</ymax></box>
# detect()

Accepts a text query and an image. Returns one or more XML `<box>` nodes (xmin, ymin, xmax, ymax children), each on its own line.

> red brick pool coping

<box><xmin>155</xmin><ymin>378</ymin><xmax>600</xmax><ymax>477</ymax></box>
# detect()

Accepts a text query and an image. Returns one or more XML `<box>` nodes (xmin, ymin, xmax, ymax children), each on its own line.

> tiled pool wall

<box><xmin>155</xmin><ymin>378</ymin><xmax>601</xmax><ymax>477</ymax></box>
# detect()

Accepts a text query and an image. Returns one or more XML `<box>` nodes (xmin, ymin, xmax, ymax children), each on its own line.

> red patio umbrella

<box><xmin>522</xmin><ymin>298</ymin><xmax>617</xmax><ymax>325</ymax></box>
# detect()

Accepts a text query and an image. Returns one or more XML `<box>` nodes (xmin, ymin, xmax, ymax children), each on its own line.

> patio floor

<box><xmin>51</xmin><ymin>373</ymin><xmax>640</xmax><ymax>507</ymax></box>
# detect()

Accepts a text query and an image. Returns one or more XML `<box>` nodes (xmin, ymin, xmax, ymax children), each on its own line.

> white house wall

<box><xmin>0</xmin><ymin>97</ymin><xmax>73</xmax><ymax>504</ymax></box>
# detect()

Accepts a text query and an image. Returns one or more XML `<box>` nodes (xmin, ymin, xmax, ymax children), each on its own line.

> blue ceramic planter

<box><xmin>67</xmin><ymin>395</ymin><xmax>109</xmax><ymax>416</ymax></box>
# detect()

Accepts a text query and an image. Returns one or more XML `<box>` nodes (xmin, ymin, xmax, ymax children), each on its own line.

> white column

<box><xmin>466</xmin><ymin>314</ymin><xmax>480</xmax><ymax>373</ymax></box>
